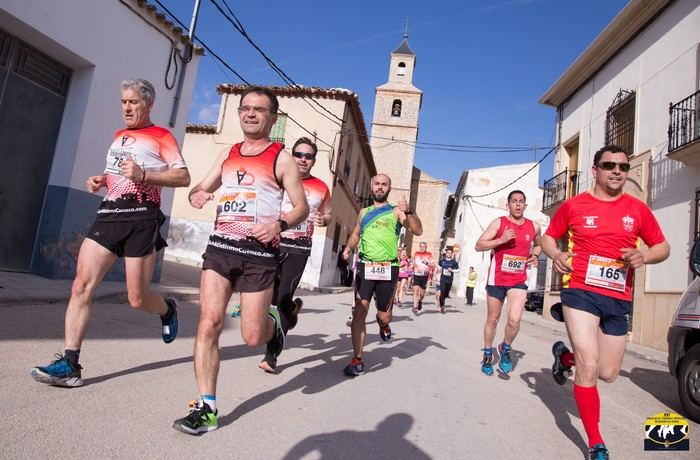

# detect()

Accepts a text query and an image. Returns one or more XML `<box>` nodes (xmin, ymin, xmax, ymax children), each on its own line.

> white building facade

<box><xmin>0</xmin><ymin>0</ymin><xmax>200</xmax><ymax>280</ymax></box>
<box><xmin>539</xmin><ymin>0</ymin><xmax>700</xmax><ymax>350</ymax></box>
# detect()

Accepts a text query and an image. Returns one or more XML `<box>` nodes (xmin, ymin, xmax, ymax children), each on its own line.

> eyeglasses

<box><xmin>292</xmin><ymin>151</ymin><xmax>316</xmax><ymax>160</ymax></box>
<box><xmin>596</xmin><ymin>161</ymin><xmax>631</xmax><ymax>172</ymax></box>
<box><xmin>237</xmin><ymin>105</ymin><xmax>270</xmax><ymax>114</ymax></box>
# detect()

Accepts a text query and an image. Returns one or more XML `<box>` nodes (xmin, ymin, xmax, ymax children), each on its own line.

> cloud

<box><xmin>197</xmin><ymin>103</ymin><xmax>220</xmax><ymax>124</ymax></box>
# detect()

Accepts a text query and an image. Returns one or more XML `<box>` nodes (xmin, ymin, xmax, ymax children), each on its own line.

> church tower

<box><xmin>370</xmin><ymin>32</ymin><xmax>423</xmax><ymax>203</ymax></box>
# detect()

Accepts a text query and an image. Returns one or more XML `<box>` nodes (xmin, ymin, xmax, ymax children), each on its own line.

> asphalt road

<box><xmin>1</xmin><ymin>290</ymin><xmax>697</xmax><ymax>459</ymax></box>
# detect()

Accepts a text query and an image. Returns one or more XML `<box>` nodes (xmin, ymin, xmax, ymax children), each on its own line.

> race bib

<box><xmin>281</xmin><ymin>220</ymin><xmax>308</xmax><ymax>239</ymax></box>
<box><xmin>584</xmin><ymin>255</ymin><xmax>628</xmax><ymax>292</ymax></box>
<box><xmin>365</xmin><ymin>262</ymin><xmax>391</xmax><ymax>281</ymax></box>
<box><xmin>105</xmin><ymin>148</ymin><xmax>128</xmax><ymax>175</ymax></box>
<box><xmin>218</xmin><ymin>186</ymin><xmax>257</xmax><ymax>223</ymax></box>
<box><xmin>501</xmin><ymin>254</ymin><xmax>527</xmax><ymax>273</ymax></box>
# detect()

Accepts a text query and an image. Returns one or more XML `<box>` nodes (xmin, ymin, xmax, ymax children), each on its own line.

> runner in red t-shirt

<box><xmin>412</xmin><ymin>242</ymin><xmax>435</xmax><ymax>314</ymax></box>
<box><xmin>542</xmin><ymin>145</ymin><xmax>670</xmax><ymax>459</ymax></box>
<box><xmin>475</xmin><ymin>190</ymin><xmax>541</xmax><ymax>376</ymax></box>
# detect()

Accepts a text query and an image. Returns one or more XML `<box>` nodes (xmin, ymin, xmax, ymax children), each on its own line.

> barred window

<box><xmin>605</xmin><ymin>90</ymin><xmax>635</xmax><ymax>154</ymax></box>
<box><xmin>270</xmin><ymin>114</ymin><xmax>287</xmax><ymax>144</ymax></box>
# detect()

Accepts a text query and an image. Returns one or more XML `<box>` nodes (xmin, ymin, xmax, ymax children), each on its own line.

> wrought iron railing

<box><xmin>542</xmin><ymin>168</ymin><xmax>580</xmax><ymax>210</ymax></box>
<box><xmin>669</xmin><ymin>90</ymin><xmax>700</xmax><ymax>152</ymax></box>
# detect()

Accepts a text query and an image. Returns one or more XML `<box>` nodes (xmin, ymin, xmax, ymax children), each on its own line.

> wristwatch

<box><xmin>278</xmin><ymin>219</ymin><xmax>289</xmax><ymax>232</ymax></box>
<box><xmin>405</xmin><ymin>208</ymin><xmax>414</xmax><ymax>215</ymax></box>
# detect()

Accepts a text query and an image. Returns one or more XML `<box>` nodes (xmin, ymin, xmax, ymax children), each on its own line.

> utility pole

<box><xmin>169</xmin><ymin>0</ymin><xmax>201</xmax><ymax>127</ymax></box>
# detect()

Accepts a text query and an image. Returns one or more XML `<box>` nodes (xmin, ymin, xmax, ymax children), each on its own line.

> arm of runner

<box><xmin>187</xmin><ymin>147</ymin><xmax>228</xmax><ymax>209</ymax></box>
<box><xmin>395</xmin><ymin>193</ymin><xmax>423</xmax><ymax>236</ymax></box>
<box><xmin>86</xmin><ymin>175</ymin><xmax>106</xmax><ymax>193</ymax></box>
<box><xmin>620</xmin><ymin>240</ymin><xmax>670</xmax><ymax>269</ymax></box>
<box><xmin>342</xmin><ymin>212</ymin><xmax>363</xmax><ymax>261</ymax></box>
<box><xmin>542</xmin><ymin>234</ymin><xmax>574</xmax><ymax>274</ymax></box>
<box><xmin>528</xmin><ymin>223</ymin><xmax>543</xmax><ymax>266</ymax></box>
<box><xmin>120</xmin><ymin>155</ymin><xmax>190</xmax><ymax>187</ymax></box>
<box><xmin>475</xmin><ymin>218</ymin><xmax>511</xmax><ymax>251</ymax></box>
<box><xmin>314</xmin><ymin>189</ymin><xmax>332</xmax><ymax>227</ymax></box>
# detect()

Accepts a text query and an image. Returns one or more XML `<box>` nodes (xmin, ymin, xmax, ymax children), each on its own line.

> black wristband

<box><xmin>278</xmin><ymin>219</ymin><xmax>289</xmax><ymax>232</ymax></box>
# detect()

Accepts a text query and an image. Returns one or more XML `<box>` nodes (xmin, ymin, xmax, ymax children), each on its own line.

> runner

<box><xmin>437</xmin><ymin>248</ymin><xmax>459</xmax><ymax>313</ymax></box>
<box><xmin>411</xmin><ymin>241</ymin><xmax>434</xmax><ymax>315</ymax></box>
<box><xmin>172</xmin><ymin>86</ymin><xmax>309</xmax><ymax>435</ymax></box>
<box><xmin>258</xmin><ymin>137</ymin><xmax>331</xmax><ymax>373</ymax></box>
<box><xmin>31</xmin><ymin>79</ymin><xmax>190</xmax><ymax>388</ymax></box>
<box><xmin>394</xmin><ymin>248</ymin><xmax>412</xmax><ymax>307</ymax></box>
<box><xmin>475</xmin><ymin>190</ymin><xmax>541</xmax><ymax>376</ymax></box>
<box><xmin>543</xmin><ymin>145</ymin><xmax>669</xmax><ymax>459</ymax></box>
<box><xmin>341</xmin><ymin>174</ymin><xmax>423</xmax><ymax>376</ymax></box>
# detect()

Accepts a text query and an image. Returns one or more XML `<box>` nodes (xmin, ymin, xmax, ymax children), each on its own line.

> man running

<box><xmin>437</xmin><ymin>248</ymin><xmax>459</xmax><ymax>313</ymax></box>
<box><xmin>543</xmin><ymin>145</ymin><xmax>669</xmax><ymax>460</ymax></box>
<box><xmin>341</xmin><ymin>174</ymin><xmax>422</xmax><ymax>376</ymax></box>
<box><xmin>411</xmin><ymin>241</ymin><xmax>434</xmax><ymax>314</ymax></box>
<box><xmin>173</xmin><ymin>86</ymin><xmax>308</xmax><ymax>435</ymax></box>
<box><xmin>31</xmin><ymin>79</ymin><xmax>190</xmax><ymax>388</ymax></box>
<box><xmin>475</xmin><ymin>190</ymin><xmax>541</xmax><ymax>376</ymax></box>
<box><xmin>258</xmin><ymin>137</ymin><xmax>331</xmax><ymax>373</ymax></box>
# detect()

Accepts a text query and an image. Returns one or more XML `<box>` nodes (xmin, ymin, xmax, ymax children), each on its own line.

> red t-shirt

<box><xmin>487</xmin><ymin>216</ymin><xmax>536</xmax><ymax>287</ymax></box>
<box><xmin>413</xmin><ymin>251</ymin><xmax>434</xmax><ymax>277</ymax></box>
<box><xmin>546</xmin><ymin>192</ymin><xmax>666</xmax><ymax>301</ymax></box>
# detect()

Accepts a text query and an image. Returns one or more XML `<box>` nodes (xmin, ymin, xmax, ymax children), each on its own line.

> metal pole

<box><xmin>169</xmin><ymin>0</ymin><xmax>201</xmax><ymax>127</ymax></box>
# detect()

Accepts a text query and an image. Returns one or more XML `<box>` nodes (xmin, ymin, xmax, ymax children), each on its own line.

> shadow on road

<box><xmin>520</xmin><ymin>369</ymin><xmax>588</xmax><ymax>458</ymax></box>
<box><xmin>281</xmin><ymin>413</ymin><xmax>429</xmax><ymax>460</ymax></box>
<box><xmin>619</xmin><ymin>367</ymin><xmax>684</xmax><ymax>414</ymax></box>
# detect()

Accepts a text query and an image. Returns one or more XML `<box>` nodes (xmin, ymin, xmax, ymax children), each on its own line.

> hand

<box><xmin>527</xmin><ymin>254</ymin><xmax>538</xmax><ymax>267</ymax></box>
<box><xmin>120</xmin><ymin>155</ymin><xmax>144</xmax><ymax>182</ymax></box>
<box><xmin>312</xmin><ymin>211</ymin><xmax>325</xmax><ymax>226</ymax></box>
<box><xmin>188</xmin><ymin>190</ymin><xmax>214</xmax><ymax>209</ymax></box>
<box><xmin>398</xmin><ymin>193</ymin><xmax>409</xmax><ymax>213</ymax></box>
<box><xmin>552</xmin><ymin>251</ymin><xmax>574</xmax><ymax>274</ymax></box>
<box><xmin>251</xmin><ymin>221</ymin><xmax>279</xmax><ymax>244</ymax></box>
<box><xmin>620</xmin><ymin>247</ymin><xmax>645</xmax><ymax>269</ymax></box>
<box><xmin>86</xmin><ymin>175</ymin><xmax>106</xmax><ymax>193</ymax></box>
<box><xmin>500</xmin><ymin>228</ymin><xmax>516</xmax><ymax>244</ymax></box>
<box><xmin>341</xmin><ymin>248</ymin><xmax>350</xmax><ymax>261</ymax></box>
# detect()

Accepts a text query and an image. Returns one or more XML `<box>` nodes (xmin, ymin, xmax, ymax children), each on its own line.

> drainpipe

<box><xmin>169</xmin><ymin>0</ymin><xmax>201</xmax><ymax>127</ymax></box>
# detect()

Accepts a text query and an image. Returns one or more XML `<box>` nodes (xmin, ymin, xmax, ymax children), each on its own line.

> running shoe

<box><xmin>481</xmin><ymin>349</ymin><xmax>494</xmax><ymax>376</ymax></box>
<box><xmin>31</xmin><ymin>353</ymin><xmax>83</xmax><ymax>387</ymax></box>
<box><xmin>552</xmin><ymin>341</ymin><xmax>573</xmax><ymax>385</ymax></box>
<box><xmin>267</xmin><ymin>308</ymin><xmax>285</xmax><ymax>359</ymax></box>
<box><xmin>417</xmin><ymin>300</ymin><xmax>423</xmax><ymax>311</ymax></box>
<box><xmin>286</xmin><ymin>297</ymin><xmax>303</xmax><ymax>331</ymax></box>
<box><xmin>258</xmin><ymin>345</ymin><xmax>277</xmax><ymax>374</ymax></box>
<box><xmin>377</xmin><ymin>317</ymin><xmax>392</xmax><ymax>342</ymax></box>
<box><xmin>230</xmin><ymin>303</ymin><xmax>241</xmax><ymax>318</ymax></box>
<box><xmin>588</xmin><ymin>444</ymin><xmax>609</xmax><ymax>460</ymax></box>
<box><xmin>172</xmin><ymin>400</ymin><xmax>218</xmax><ymax>435</ymax></box>
<box><xmin>343</xmin><ymin>358</ymin><xmax>364</xmax><ymax>377</ymax></box>
<box><xmin>161</xmin><ymin>297</ymin><xmax>179</xmax><ymax>343</ymax></box>
<box><xmin>346</xmin><ymin>315</ymin><xmax>353</xmax><ymax>327</ymax></box>
<box><xmin>497</xmin><ymin>341</ymin><xmax>513</xmax><ymax>374</ymax></box>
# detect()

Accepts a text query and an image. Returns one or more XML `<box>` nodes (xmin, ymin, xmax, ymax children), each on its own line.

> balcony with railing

<box><xmin>542</xmin><ymin>168</ymin><xmax>580</xmax><ymax>213</ymax></box>
<box><xmin>668</xmin><ymin>90</ymin><xmax>700</xmax><ymax>167</ymax></box>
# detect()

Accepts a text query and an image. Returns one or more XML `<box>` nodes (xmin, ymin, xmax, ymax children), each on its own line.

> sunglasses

<box><xmin>596</xmin><ymin>161</ymin><xmax>631</xmax><ymax>172</ymax></box>
<box><xmin>293</xmin><ymin>151</ymin><xmax>316</xmax><ymax>160</ymax></box>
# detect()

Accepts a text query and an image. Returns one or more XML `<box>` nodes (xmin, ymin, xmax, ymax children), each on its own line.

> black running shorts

<box><xmin>202</xmin><ymin>246</ymin><xmax>277</xmax><ymax>293</ymax></box>
<box><xmin>86</xmin><ymin>218</ymin><xmax>167</xmax><ymax>258</ymax></box>
<box><xmin>355</xmin><ymin>262</ymin><xmax>399</xmax><ymax>312</ymax></box>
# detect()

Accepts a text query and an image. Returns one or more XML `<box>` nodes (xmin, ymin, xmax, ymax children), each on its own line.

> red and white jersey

<box><xmin>97</xmin><ymin>125</ymin><xmax>185</xmax><ymax>221</ymax></box>
<box><xmin>546</xmin><ymin>192</ymin><xmax>665</xmax><ymax>301</ymax></box>
<box><xmin>210</xmin><ymin>142</ymin><xmax>284</xmax><ymax>262</ymax></box>
<box><xmin>488</xmin><ymin>216</ymin><xmax>535</xmax><ymax>287</ymax></box>
<box><xmin>280</xmin><ymin>175</ymin><xmax>331</xmax><ymax>254</ymax></box>
<box><xmin>413</xmin><ymin>251</ymin><xmax>434</xmax><ymax>276</ymax></box>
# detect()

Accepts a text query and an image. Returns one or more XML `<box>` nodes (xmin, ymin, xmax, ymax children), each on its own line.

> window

<box><xmin>391</xmin><ymin>99</ymin><xmax>402</xmax><ymax>117</ymax></box>
<box><xmin>695</xmin><ymin>190</ymin><xmax>700</xmax><ymax>241</ymax></box>
<box><xmin>397</xmin><ymin>62</ymin><xmax>406</xmax><ymax>76</ymax></box>
<box><xmin>270</xmin><ymin>114</ymin><xmax>287</xmax><ymax>144</ymax></box>
<box><xmin>605</xmin><ymin>89</ymin><xmax>635</xmax><ymax>154</ymax></box>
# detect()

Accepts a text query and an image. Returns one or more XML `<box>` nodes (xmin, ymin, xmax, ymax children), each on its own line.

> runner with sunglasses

<box><xmin>542</xmin><ymin>145</ymin><xmax>669</xmax><ymax>459</ymax></box>
<box><xmin>258</xmin><ymin>137</ymin><xmax>331</xmax><ymax>373</ymax></box>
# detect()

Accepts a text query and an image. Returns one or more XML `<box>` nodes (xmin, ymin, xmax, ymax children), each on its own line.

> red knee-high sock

<box><xmin>561</xmin><ymin>351</ymin><xmax>575</xmax><ymax>367</ymax></box>
<box><xmin>573</xmin><ymin>384</ymin><xmax>604</xmax><ymax>448</ymax></box>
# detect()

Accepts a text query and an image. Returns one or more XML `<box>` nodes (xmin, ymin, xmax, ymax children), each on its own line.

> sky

<box><xmin>158</xmin><ymin>0</ymin><xmax>629</xmax><ymax>192</ymax></box>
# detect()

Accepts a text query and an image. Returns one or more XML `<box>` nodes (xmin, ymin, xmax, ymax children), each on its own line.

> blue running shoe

<box><xmin>161</xmin><ymin>298</ymin><xmax>179</xmax><ymax>343</ymax></box>
<box><xmin>588</xmin><ymin>444</ymin><xmax>609</xmax><ymax>460</ymax></box>
<box><xmin>31</xmin><ymin>353</ymin><xmax>83</xmax><ymax>387</ymax></box>
<box><xmin>497</xmin><ymin>341</ymin><xmax>513</xmax><ymax>374</ymax></box>
<box><xmin>230</xmin><ymin>303</ymin><xmax>241</xmax><ymax>318</ymax></box>
<box><xmin>481</xmin><ymin>349</ymin><xmax>494</xmax><ymax>376</ymax></box>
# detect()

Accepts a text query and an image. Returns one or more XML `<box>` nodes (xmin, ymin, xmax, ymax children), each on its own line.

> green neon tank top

<box><xmin>359</xmin><ymin>205</ymin><xmax>401</xmax><ymax>265</ymax></box>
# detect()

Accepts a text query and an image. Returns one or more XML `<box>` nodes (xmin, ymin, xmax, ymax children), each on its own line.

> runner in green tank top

<box><xmin>341</xmin><ymin>174</ymin><xmax>423</xmax><ymax>377</ymax></box>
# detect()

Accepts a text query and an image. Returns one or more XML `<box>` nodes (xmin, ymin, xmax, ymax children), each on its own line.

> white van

<box><xmin>667</xmin><ymin>240</ymin><xmax>700</xmax><ymax>423</ymax></box>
